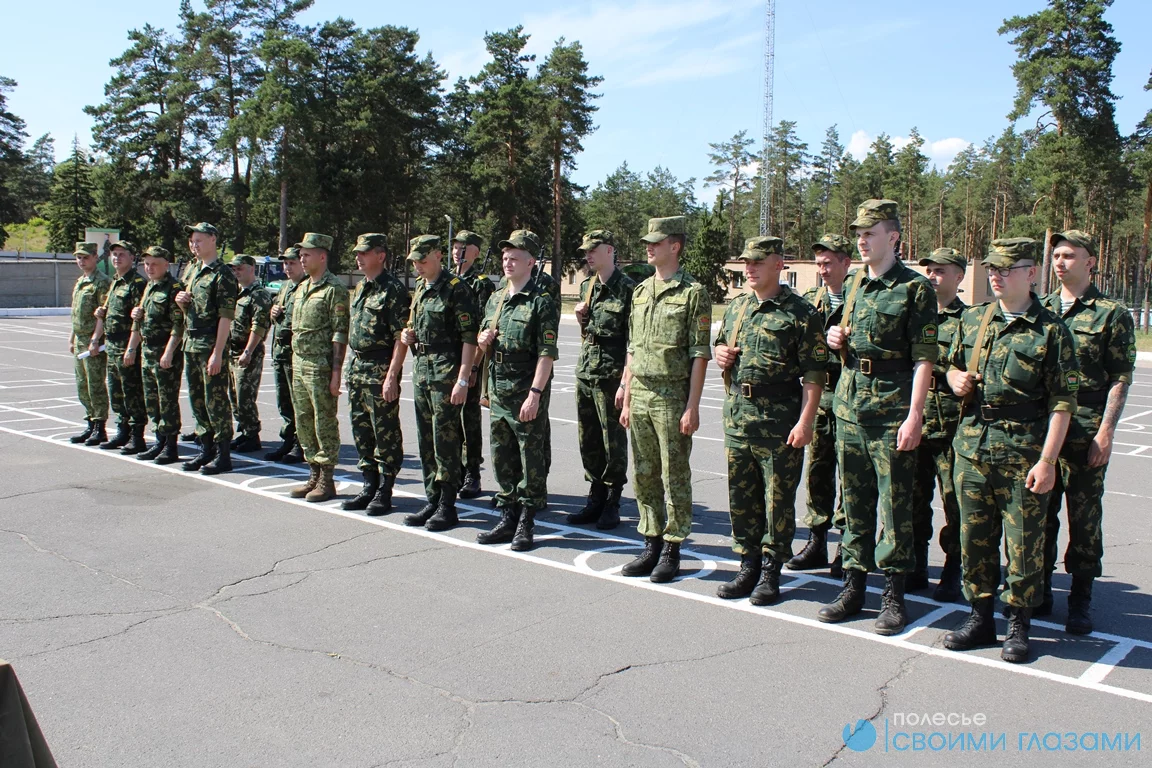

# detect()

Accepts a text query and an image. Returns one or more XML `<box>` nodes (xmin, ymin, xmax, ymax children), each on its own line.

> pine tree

<box><xmin>0</xmin><ymin>76</ymin><xmax>28</xmax><ymax>243</ymax></box>
<box><xmin>45</xmin><ymin>139</ymin><xmax>96</xmax><ymax>252</ymax></box>
<box><xmin>705</xmin><ymin>130</ymin><xmax>757</xmax><ymax>257</ymax></box>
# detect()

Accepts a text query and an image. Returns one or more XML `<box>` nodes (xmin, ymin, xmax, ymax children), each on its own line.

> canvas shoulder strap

<box><xmin>838</xmin><ymin>272</ymin><xmax>866</xmax><ymax>364</ymax></box>
<box><xmin>721</xmin><ymin>295</ymin><xmax>753</xmax><ymax>390</ymax></box>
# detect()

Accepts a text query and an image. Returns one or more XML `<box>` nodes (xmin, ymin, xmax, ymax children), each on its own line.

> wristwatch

<box><xmin>530</xmin><ymin>387</ymin><xmax>544</xmax><ymax>395</ymax></box>
<box><xmin>456</xmin><ymin>378</ymin><xmax>469</xmax><ymax>388</ymax></box>
<box><xmin>1039</xmin><ymin>455</ymin><xmax>1058</xmax><ymax>466</ymax></box>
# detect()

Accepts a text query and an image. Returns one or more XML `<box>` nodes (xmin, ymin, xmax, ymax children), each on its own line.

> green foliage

<box><xmin>44</xmin><ymin>140</ymin><xmax>97</xmax><ymax>252</ymax></box>
<box><xmin>0</xmin><ymin>75</ymin><xmax>29</xmax><ymax>243</ymax></box>
<box><xmin>705</xmin><ymin>130</ymin><xmax>756</xmax><ymax>257</ymax></box>
<box><xmin>581</xmin><ymin>162</ymin><xmax>698</xmax><ymax>264</ymax></box>
<box><xmin>681</xmin><ymin>203</ymin><xmax>730</xmax><ymax>303</ymax></box>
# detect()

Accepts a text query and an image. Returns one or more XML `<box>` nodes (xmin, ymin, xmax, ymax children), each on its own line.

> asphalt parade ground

<box><xmin>1</xmin><ymin>315</ymin><xmax>1150</xmax><ymax>767</ymax></box>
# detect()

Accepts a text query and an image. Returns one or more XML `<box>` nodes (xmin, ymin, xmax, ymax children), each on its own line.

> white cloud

<box><xmin>846</xmin><ymin>130</ymin><xmax>971</xmax><ymax>169</ymax></box>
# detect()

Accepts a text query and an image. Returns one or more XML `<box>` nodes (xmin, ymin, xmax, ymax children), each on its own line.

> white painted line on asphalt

<box><xmin>0</xmin><ymin>403</ymin><xmax>85</xmax><ymax>426</ymax></box>
<box><xmin>901</xmin><ymin>604</ymin><xmax>962</xmax><ymax>639</ymax></box>
<box><xmin>1079</xmin><ymin>641</ymin><xmax>1136</xmax><ymax>685</ymax></box>
<box><xmin>1120</xmin><ymin>408</ymin><xmax>1152</xmax><ymax>423</ymax></box>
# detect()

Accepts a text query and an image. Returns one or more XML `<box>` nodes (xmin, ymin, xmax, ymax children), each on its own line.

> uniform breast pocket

<box><xmin>594</xmin><ymin>297</ymin><xmax>626</xmax><ymax>335</ymax></box>
<box><xmin>661</xmin><ymin>294</ymin><xmax>690</xmax><ymax>342</ymax></box>
<box><xmin>502</xmin><ymin>313</ymin><xmax>533</xmax><ymax>349</ymax></box>
<box><xmin>1073</xmin><ymin>327</ymin><xmax>1104</xmax><ymax>364</ymax></box>
<box><xmin>751</xmin><ymin>317</ymin><xmax>793</xmax><ymax>363</ymax></box>
<box><xmin>869</xmin><ymin>303</ymin><xmax>905</xmax><ymax>342</ymax></box>
<box><xmin>1004</xmin><ymin>348</ymin><xmax>1044</xmax><ymax>390</ymax></box>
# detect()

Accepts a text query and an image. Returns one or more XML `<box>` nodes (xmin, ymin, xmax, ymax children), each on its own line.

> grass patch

<box><xmin>2</xmin><ymin>219</ymin><xmax>50</xmax><ymax>252</ymax></box>
<box><xmin>1136</xmin><ymin>329</ymin><xmax>1152</xmax><ymax>353</ymax></box>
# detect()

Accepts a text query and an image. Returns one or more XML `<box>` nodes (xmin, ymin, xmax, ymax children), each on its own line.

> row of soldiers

<box><xmin>66</xmin><ymin>201</ymin><xmax>1134</xmax><ymax>665</ymax></box>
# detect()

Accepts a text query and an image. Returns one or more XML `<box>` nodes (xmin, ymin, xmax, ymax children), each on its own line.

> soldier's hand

<box><xmin>787</xmin><ymin>420</ymin><xmax>814</xmax><ymax>448</ymax></box>
<box><xmin>123</xmin><ymin>349</ymin><xmax>136</xmax><ymax>367</ymax></box>
<box><xmin>1088</xmin><ymin>432</ymin><xmax>1113</xmax><ymax>468</ymax></box>
<box><xmin>94</xmin><ymin>306</ymin><xmax>107</xmax><ymax>320</ymax></box>
<box><xmin>207</xmin><ymin>350</ymin><xmax>223</xmax><ymax>376</ymax></box>
<box><xmin>948</xmin><ymin>370</ymin><xmax>979</xmax><ymax>398</ymax></box>
<box><xmin>270</xmin><ymin>304</ymin><xmax>284</xmax><ymax>321</ymax></box>
<box><xmin>382</xmin><ymin>375</ymin><xmax>400</xmax><ymax>403</ymax></box>
<box><xmin>175</xmin><ymin>290</ymin><xmax>192</xmax><ymax>308</ymax></box>
<box><xmin>614</xmin><ymin>384</ymin><xmax>625</xmax><ymax>411</ymax></box>
<box><xmin>88</xmin><ymin>339</ymin><xmax>100</xmax><ymax>356</ymax></box>
<box><xmin>1026</xmin><ymin>461</ymin><xmax>1056</xmax><ymax>495</ymax></box>
<box><xmin>329</xmin><ymin>371</ymin><xmax>341</xmax><ymax>397</ymax></box>
<box><xmin>160</xmin><ymin>352</ymin><xmax>173</xmax><ymax>370</ymax></box>
<box><xmin>519</xmin><ymin>392</ymin><xmax>540</xmax><ymax>422</ymax></box>
<box><xmin>827</xmin><ymin>326</ymin><xmax>847</xmax><ymax>350</ymax></box>
<box><xmin>574</xmin><ymin>302</ymin><xmax>588</xmax><ymax>323</ymax></box>
<box><xmin>69</xmin><ymin>340</ymin><xmax>75</xmax><ymax>355</ymax></box>
<box><xmin>130</xmin><ymin>306</ymin><xmax>144</xmax><ymax>321</ymax></box>
<box><xmin>896</xmin><ymin>412</ymin><xmax>923</xmax><ymax>452</ymax></box>
<box><xmin>679</xmin><ymin>406</ymin><xmax>699</xmax><ymax>436</ymax></box>
<box><xmin>450</xmin><ymin>382</ymin><xmax>468</xmax><ymax>406</ymax></box>
<box><xmin>238</xmin><ymin>350</ymin><xmax>251</xmax><ymax>368</ymax></box>
<box><xmin>477</xmin><ymin>328</ymin><xmax>498</xmax><ymax>348</ymax></box>
<box><xmin>400</xmin><ymin>328</ymin><xmax>417</xmax><ymax>346</ymax></box>
<box><xmin>714</xmin><ymin>345</ymin><xmax>739</xmax><ymax>370</ymax></box>
<box><xmin>619</xmin><ymin>404</ymin><xmax>630</xmax><ymax>429</ymax></box>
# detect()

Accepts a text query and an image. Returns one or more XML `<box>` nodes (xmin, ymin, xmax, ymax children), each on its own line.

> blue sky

<box><xmin>5</xmin><ymin>0</ymin><xmax>1150</xmax><ymax>201</ymax></box>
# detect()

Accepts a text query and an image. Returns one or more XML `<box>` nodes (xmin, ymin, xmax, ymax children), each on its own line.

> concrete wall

<box><xmin>0</xmin><ymin>259</ymin><xmax>83</xmax><ymax>308</ymax></box>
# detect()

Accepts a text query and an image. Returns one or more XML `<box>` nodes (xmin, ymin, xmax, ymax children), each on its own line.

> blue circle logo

<box><xmin>843</xmin><ymin>719</ymin><xmax>877</xmax><ymax>752</ymax></box>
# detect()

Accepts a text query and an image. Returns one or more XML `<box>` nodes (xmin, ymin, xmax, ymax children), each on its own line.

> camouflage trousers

<box><xmin>630</xmin><ymin>377</ymin><xmax>693</xmax><ymax>543</ymax></box>
<box><xmin>228</xmin><ymin>345</ymin><xmax>265</xmax><ymax>437</ymax></box>
<box><xmin>912</xmin><ymin>432</ymin><xmax>961</xmax><ymax>557</ymax></box>
<box><xmin>413</xmin><ymin>373</ymin><xmax>463</xmax><ymax>501</ymax></box>
<box><xmin>290</xmin><ymin>357</ymin><xmax>340</xmax><ymax>467</ymax></box>
<box><xmin>954</xmin><ymin>453</ymin><xmax>1049</xmax><ymax>608</ymax></box>
<box><xmin>803</xmin><ymin>405</ymin><xmax>844</xmax><ymax>532</ymax></box>
<box><xmin>73</xmin><ymin>334</ymin><xmax>108</xmax><ymax>421</ymax></box>
<box><xmin>836</xmin><ymin>419</ymin><xmax>916</xmax><ymax>573</ymax></box>
<box><xmin>185</xmin><ymin>350</ymin><xmax>233</xmax><ymax>442</ymax></box>
<box><xmin>141</xmin><ymin>345</ymin><xmax>183</xmax><ymax>436</ymax></box>
<box><xmin>347</xmin><ymin>359</ymin><xmax>402</xmax><ymax>478</ymax></box>
<box><xmin>726</xmin><ymin>438</ymin><xmax>804</xmax><ymax>562</ymax></box>
<box><xmin>1044</xmin><ymin>434</ymin><xmax>1108</xmax><ymax>579</ymax></box>
<box><xmin>461</xmin><ymin>371</ymin><xmax>484</xmax><ymax>472</ymax></box>
<box><xmin>271</xmin><ymin>357</ymin><xmax>296</xmax><ymax>441</ymax></box>
<box><xmin>576</xmin><ymin>375</ymin><xmax>628</xmax><ymax>488</ymax></box>
<box><xmin>490</xmin><ymin>386</ymin><xmax>550</xmax><ymax>511</ymax></box>
<box><xmin>106</xmin><ymin>343</ymin><xmax>147</xmax><ymax>427</ymax></box>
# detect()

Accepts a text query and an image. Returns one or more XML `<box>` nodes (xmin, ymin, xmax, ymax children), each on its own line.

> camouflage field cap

<box><xmin>109</xmin><ymin>240</ymin><xmax>137</xmax><ymax>255</ymax></box>
<box><xmin>142</xmin><ymin>245</ymin><xmax>172</xmax><ymax>261</ymax></box>
<box><xmin>295</xmin><ymin>232</ymin><xmax>334</xmax><ymax>252</ymax></box>
<box><xmin>353</xmin><ymin>233</ymin><xmax>389</xmax><ymax>253</ymax></box>
<box><xmin>453</xmin><ymin>230</ymin><xmax>483</xmax><ymax>248</ymax></box>
<box><xmin>982</xmin><ymin>237</ymin><xmax>1038</xmax><ymax>269</ymax></box>
<box><xmin>279</xmin><ymin>246</ymin><xmax>301</xmax><ymax>261</ymax></box>
<box><xmin>849</xmin><ymin>199</ymin><xmax>900</xmax><ymax>231</ymax></box>
<box><xmin>739</xmin><ymin>235</ymin><xmax>785</xmax><ymax>261</ymax></box>
<box><xmin>73</xmin><ymin>242</ymin><xmax>98</xmax><ymax>257</ymax></box>
<box><xmin>918</xmin><ymin>247</ymin><xmax>966</xmax><ymax>268</ymax></box>
<box><xmin>1050</xmin><ymin>229</ymin><xmax>1097</xmax><ymax>259</ymax></box>
<box><xmin>639</xmin><ymin>216</ymin><xmax>687</xmax><ymax>243</ymax></box>
<box><xmin>183</xmin><ymin>222</ymin><xmax>219</xmax><ymax>237</ymax></box>
<box><xmin>498</xmin><ymin>229</ymin><xmax>542</xmax><ymax>258</ymax></box>
<box><xmin>579</xmin><ymin>229</ymin><xmax>615</xmax><ymax>252</ymax></box>
<box><xmin>406</xmin><ymin>234</ymin><xmax>441</xmax><ymax>261</ymax></box>
<box><xmin>812</xmin><ymin>233</ymin><xmax>853</xmax><ymax>255</ymax></box>
<box><xmin>229</xmin><ymin>253</ymin><xmax>257</xmax><ymax>267</ymax></box>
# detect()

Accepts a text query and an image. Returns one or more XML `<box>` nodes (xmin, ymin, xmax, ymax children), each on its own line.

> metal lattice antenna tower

<box><xmin>758</xmin><ymin>0</ymin><xmax>776</xmax><ymax>236</ymax></box>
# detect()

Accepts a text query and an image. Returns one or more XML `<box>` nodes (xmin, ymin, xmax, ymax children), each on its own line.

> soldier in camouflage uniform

<box><xmin>452</xmin><ymin>230</ymin><xmax>495</xmax><ymax>498</ymax></box>
<box><xmin>568</xmin><ymin>229</ymin><xmax>635</xmax><ymax>530</ymax></box>
<box><xmin>265</xmin><ymin>247</ymin><xmax>305</xmax><ymax>463</ymax></box>
<box><xmin>175</xmin><ymin>222</ymin><xmax>238</xmax><ymax>474</ymax></box>
<box><xmin>619</xmin><ymin>216</ymin><xmax>712</xmax><ymax>583</ymax></box>
<box><xmin>341</xmin><ymin>234</ymin><xmax>410</xmax><ymax>515</ymax></box>
<box><xmin>942</xmin><ymin>237</ymin><xmax>1078</xmax><ymax>663</ymax></box>
<box><xmin>401</xmin><ymin>235</ymin><xmax>479</xmax><ymax>530</ymax></box>
<box><xmin>788</xmin><ymin>234</ymin><xmax>853</xmax><ymax>576</ymax></box>
<box><xmin>1041</xmin><ymin>230</ymin><xmax>1135</xmax><ymax>635</ymax></box>
<box><xmin>476</xmin><ymin>230</ymin><xmax>559</xmax><ymax>551</ymax></box>
<box><xmin>818</xmin><ymin>200</ymin><xmax>937</xmax><ymax>636</ymax></box>
<box><xmin>288</xmin><ymin>233</ymin><xmax>350</xmax><ymax>502</ymax></box>
<box><xmin>226</xmin><ymin>254</ymin><xmax>273</xmax><ymax>453</ymax></box>
<box><xmin>128</xmin><ymin>246</ymin><xmax>185</xmax><ymax>464</ymax></box>
<box><xmin>912</xmin><ymin>247</ymin><xmax>968</xmax><ymax>602</ymax></box>
<box><xmin>90</xmin><ymin>241</ymin><xmax>148</xmax><ymax>455</ymax></box>
<box><xmin>68</xmin><ymin>242</ymin><xmax>111</xmax><ymax>446</ymax></box>
<box><xmin>714</xmin><ymin>237</ymin><xmax>828</xmax><ymax>605</ymax></box>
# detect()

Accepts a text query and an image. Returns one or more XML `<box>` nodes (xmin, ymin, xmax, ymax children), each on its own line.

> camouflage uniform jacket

<box><xmin>347</xmin><ymin>272</ymin><xmax>410</xmax><ymax>384</ymax></box>
<box><xmin>483</xmin><ymin>281</ymin><xmax>559</xmax><ymax>398</ymax></box>
<box><xmin>716</xmin><ymin>285</ymin><xmax>828</xmax><ymax>445</ymax></box>
<box><xmin>102</xmin><ymin>270</ymin><xmax>148</xmax><ymax>344</ymax></box>
<box><xmin>290</xmin><ymin>270</ymin><xmax>350</xmax><ymax>366</ymax></box>
<box><xmin>947</xmin><ymin>297</ymin><xmax>1079</xmax><ymax>466</ymax></box>
<box><xmin>72</xmin><ymin>271</ymin><xmax>111</xmax><ymax>338</ymax></box>
<box><xmin>229</xmin><ymin>282</ymin><xmax>273</xmax><ymax>355</ymax></box>
<box><xmin>803</xmin><ymin>281</ymin><xmax>847</xmax><ymax>410</ymax></box>
<box><xmin>410</xmin><ymin>270</ymin><xmax>479</xmax><ymax>382</ymax></box>
<box><xmin>577</xmin><ymin>267</ymin><xmax>635</xmax><ymax>381</ymax></box>
<box><xmin>271</xmin><ymin>280</ymin><xmax>302</xmax><ymax>364</ymax></box>
<box><xmin>132</xmin><ymin>274</ymin><xmax>185</xmax><ymax>353</ymax></box>
<box><xmin>923</xmin><ymin>296</ymin><xmax>967</xmax><ymax>440</ymax></box>
<box><xmin>183</xmin><ymin>259</ymin><xmax>238</xmax><ymax>354</ymax></box>
<box><xmin>627</xmin><ymin>269</ymin><xmax>712</xmax><ymax>382</ymax></box>
<box><xmin>832</xmin><ymin>260</ymin><xmax>938</xmax><ymax>427</ymax></box>
<box><xmin>456</xmin><ymin>263</ymin><xmax>495</xmax><ymax>319</ymax></box>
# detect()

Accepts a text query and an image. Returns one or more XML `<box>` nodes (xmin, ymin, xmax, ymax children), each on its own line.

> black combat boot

<box><xmin>120</xmin><ymin>424</ymin><xmax>147</xmax><ymax>455</ymax></box>
<box><xmin>366</xmin><ymin>476</ymin><xmax>394</xmax><ymax>517</ymax></box>
<box><xmin>459</xmin><ymin>466</ymin><xmax>482</xmax><ymax>499</ymax></box>
<box><xmin>717</xmin><ymin>552</ymin><xmax>762</xmax><ymax>599</ymax></box>
<box><xmin>1066</xmin><ymin>575</ymin><xmax>1094</xmax><ymax>635</ymax></box>
<box><xmin>264</xmin><ymin>436</ymin><xmax>295</xmax><ymax>461</ymax></box>
<box><xmin>933</xmin><ymin>555</ymin><xmax>962</xmax><ymax>602</ymax></box>
<box><xmin>341</xmin><ymin>468</ymin><xmax>380</xmax><ymax>511</ymax></box>
<box><xmin>621</xmin><ymin>536</ymin><xmax>663</xmax><ymax>577</ymax></box>
<box><xmin>180</xmin><ymin>431</ymin><xmax>198</xmax><ymax>443</ymax></box>
<box><xmin>942</xmin><ymin>597</ymin><xmax>997</xmax><ymax>650</ymax></box>
<box><xmin>283</xmin><ymin>441</ymin><xmax>304</xmax><ymax>464</ymax></box>
<box><xmin>907</xmin><ymin>543</ymin><xmax>930</xmax><ymax>592</ymax></box>
<box><xmin>100</xmin><ymin>421</ymin><xmax>130</xmax><ymax>450</ymax></box>
<box><xmin>510</xmin><ymin>506</ymin><xmax>536</xmax><ymax>551</ymax></box>
<box><xmin>84</xmin><ymin>421</ymin><xmax>107</xmax><ymax>446</ymax></box>
<box><xmin>749</xmin><ymin>557</ymin><xmax>784</xmax><ymax>606</ymax></box>
<box><xmin>137</xmin><ymin>434</ymin><xmax>166</xmax><ymax>461</ymax></box>
<box><xmin>477</xmin><ymin>504</ymin><xmax>520</xmax><ymax>545</ymax></box>
<box><xmin>597</xmin><ymin>487</ymin><xmax>623</xmax><ymax>530</ymax></box>
<box><xmin>200</xmin><ymin>439</ymin><xmax>232</xmax><ymax>475</ymax></box>
<box><xmin>182</xmin><ymin>432</ymin><xmax>215</xmax><ymax>471</ymax></box>
<box><xmin>233</xmin><ymin>433</ymin><xmax>262</xmax><ymax>453</ymax></box>
<box><xmin>1001</xmin><ymin>606</ymin><xmax>1032</xmax><ymax>663</ymax></box>
<box><xmin>404</xmin><ymin>492</ymin><xmax>441</xmax><ymax>527</ymax></box>
<box><xmin>154</xmin><ymin>434</ymin><xmax>179</xmax><ymax>465</ymax></box>
<box><xmin>875</xmin><ymin>573</ymin><xmax>908</xmax><ymax>635</ymax></box>
<box><xmin>70</xmin><ymin>420</ymin><xmax>95</xmax><ymax>444</ymax></box>
<box><xmin>649</xmin><ymin>541</ymin><xmax>681</xmax><ymax>584</ymax></box>
<box><xmin>567</xmin><ymin>482</ymin><xmax>607</xmax><ymax>525</ymax></box>
<box><xmin>425</xmin><ymin>485</ymin><xmax>460</xmax><ymax>532</ymax></box>
<box><xmin>818</xmin><ymin>570</ymin><xmax>867</xmax><ymax>623</ymax></box>
<box><xmin>829</xmin><ymin>541</ymin><xmax>844</xmax><ymax>579</ymax></box>
<box><xmin>785</xmin><ymin>526</ymin><xmax>828</xmax><ymax>571</ymax></box>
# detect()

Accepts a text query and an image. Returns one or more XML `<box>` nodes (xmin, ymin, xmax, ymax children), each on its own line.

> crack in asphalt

<box><xmin>821</xmin><ymin>650</ymin><xmax>922</xmax><ymax>767</ymax></box>
<box><xmin>7</xmin><ymin>610</ymin><xmax>190</xmax><ymax>660</ymax></box>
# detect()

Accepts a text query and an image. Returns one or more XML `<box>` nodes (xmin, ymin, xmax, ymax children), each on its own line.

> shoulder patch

<box><xmin>698</xmin><ymin>315</ymin><xmax>710</xmax><ymax>330</ymax></box>
<box><xmin>334</xmin><ymin>304</ymin><xmax>347</xmax><ymax>315</ymax></box>
<box><xmin>1130</xmin><ymin>345</ymin><xmax>1138</xmax><ymax>364</ymax></box>
<box><xmin>813</xmin><ymin>342</ymin><xmax>829</xmax><ymax>362</ymax></box>
<box><xmin>544</xmin><ymin>329</ymin><xmax>557</xmax><ymax>344</ymax></box>
<box><xmin>1066</xmin><ymin>371</ymin><xmax>1081</xmax><ymax>392</ymax></box>
<box><xmin>922</xmin><ymin>324</ymin><xmax>938</xmax><ymax>343</ymax></box>
<box><xmin>458</xmin><ymin>312</ymin><xmax>472</xmax><ymax>325</ymax></box>
<box><xmin>450</xmin><ymin>277</ymin><xmax>460</xmax><ymax>286</ymax></box>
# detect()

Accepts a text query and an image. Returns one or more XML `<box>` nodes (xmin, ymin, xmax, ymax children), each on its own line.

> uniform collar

<box><xmin>751</xmin><ymin>283</ymin><xmax>793</xmax><ymax>309</ymax></box>
<box><xmin>942</xmin><ymin>296</ymin><xmax>966</xmax><ymax>315</ymax></box>
<box><xmin>995</xmin><ymin>294</ymin><xmax>1043</xmax><ymax>325</ymax></box>
<box><xmin>866</xmin><ymin>259</ymin><xmax>905</xmax><ymax>287</ymax></box>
